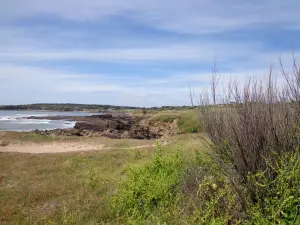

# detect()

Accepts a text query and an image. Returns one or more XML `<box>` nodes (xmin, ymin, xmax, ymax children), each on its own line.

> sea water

<box><xmin>0</xmin><ymin>110</ymin><xmax>96</xmax><ymax>131</ymax></box>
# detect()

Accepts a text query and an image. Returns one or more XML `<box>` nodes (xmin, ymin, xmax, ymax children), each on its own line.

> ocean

<box><xmin>0</xmin><ymin>110</ymin><xmax>96</xmax><ymax>131</ymax></box>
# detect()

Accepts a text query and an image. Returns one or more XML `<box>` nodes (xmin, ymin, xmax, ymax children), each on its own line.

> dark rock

<box><xmin>32</xmin><ymin>114</ymin><xmax>177</xmax><ymax>140</ymax></box>
<box><xmin>89</xmin><ymin>114</ymin><xmax>113</xmax><ymax>119</ymax></box>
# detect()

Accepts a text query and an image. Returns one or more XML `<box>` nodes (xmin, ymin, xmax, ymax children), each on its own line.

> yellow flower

<box><xmin>212</xmin><ymin>183</ymin><xmax>218</xmax><ymax>190</ymax></box>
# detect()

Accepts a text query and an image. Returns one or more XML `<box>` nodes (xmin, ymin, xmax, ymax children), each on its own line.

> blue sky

<box><xmin>0</xmin><ymin>0</ymin><xmax>300</xmax><ymax>106</ymax></box>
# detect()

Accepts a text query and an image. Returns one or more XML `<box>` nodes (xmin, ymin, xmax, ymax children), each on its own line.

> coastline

<box><xmin>1</xmin><ymin>112</ymin><xmax>179</xmax><ymax>140</ymax></box>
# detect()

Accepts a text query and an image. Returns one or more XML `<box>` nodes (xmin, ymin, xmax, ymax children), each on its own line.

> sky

<box><xmin>0</xmin><ymin>0</ymin><xmax>300</xmax><ymax>107</ymax></box>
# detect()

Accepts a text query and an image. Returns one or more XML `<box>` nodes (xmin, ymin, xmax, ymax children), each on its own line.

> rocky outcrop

<box><xmin>33</xmin><ymin>114</ymin><xmax>177</xmax><ymax>139</ymax></box>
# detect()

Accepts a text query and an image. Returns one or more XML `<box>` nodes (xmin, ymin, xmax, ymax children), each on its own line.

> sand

<box><xmin>0</xmin><ymin>142</ymin><xmax>105</xmax><ymax>153</ymax></box>
<box><xmin>0</xmin><ymin>141</ymin><xmax>160</xmax><ymax>154</ymax></box>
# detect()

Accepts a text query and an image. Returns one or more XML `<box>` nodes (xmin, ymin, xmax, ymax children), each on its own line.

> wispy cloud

<box><xmin>0</xmin><ymin>42</ymin><xmax>264</xmax><ymax>63</ymax></box>
<box><xmin>1</xmin><ymin>0</ymin><xmax>300</xmax><ymax>33</ymax></box>
<box><xmin>0</xmin><ymin>61</ymin><xmax>290</xmax><ymax>107</ymax></box>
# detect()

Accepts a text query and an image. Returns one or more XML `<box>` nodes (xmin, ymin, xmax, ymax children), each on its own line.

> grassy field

<box><xmin>0</xmin><ymin>133</ymin><xmax>203</xmax><ymax>224</ymax></box>
<box><xmin>0</xmin><ymin>131</ymin><xmax>157</xmax><ymax>149</ymax></box>
<box><xmin>0</xmin><ymin>145</ymin><xmax>154</xmax><ymax>224</ymax></box>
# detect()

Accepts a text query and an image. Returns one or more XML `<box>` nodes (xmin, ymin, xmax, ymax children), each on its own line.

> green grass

<box><xmin>151</xmin><ymin>112</ymin><xmax>181</xmax><ymax>123</ymax></box>
<box><xmin>112</xmin><ymin>142</ymin><xmax>187</xmax><ymax>223</ymax></box>
<box><xmin>177</xmin><ymin>111</ymin><xmax>201</xmax><ymax>133</ymax></box>
<box><xmin>151</xmin><ymin>110</ymin><xmax>201</xmax><ymax>133</ymax></box>
<box><xmin>111</xmin><ymin>139</ymin><xmax>241</xmax><ymax>224</ymax></box>
<box><xmin>111</xmin><ymin>142</ymin><xmax>300</xmax><ymax>224</ymax></box>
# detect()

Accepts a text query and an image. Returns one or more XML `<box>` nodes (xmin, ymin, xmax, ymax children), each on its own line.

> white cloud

<box><xmin>0</xmin><ymin>60</ymin><xmax>293</xmax><ymax>106</ymax></box>
<box><xmin>0</xmin><ymin>63</ymin><xmax>192</xmax><ymax>106</ymax></box>
<box><xmin>0</xmin><ymin>42</ymin><xmax>262</xmax><ymax>63</ymax></box>
<box><xmin>0</xmin><ymin>0</ymin><xmax>299</xmax><ymax>106</ymax></box>
<box><xmin>1</xmin><ymin>0</ymin><xmax>300</xmax><ymax>34</ymax></box>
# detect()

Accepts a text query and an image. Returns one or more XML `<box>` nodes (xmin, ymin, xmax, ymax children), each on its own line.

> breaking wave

<box><xmin>0</xmin><ymin>111</ymin><xmax>77</xmax><ymax>131</ymax></box>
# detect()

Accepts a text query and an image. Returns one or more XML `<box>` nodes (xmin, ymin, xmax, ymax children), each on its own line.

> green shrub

<box><xmin>111</xmin><ymin>145</ymin><xmax>245</xmax><ymax>224</ymax></box>
<box><xmin>112</xmin><ymin>142</ymin><xmax>186</xmax><ymax>223</ymax></box>
<box><xmin>247</xmin><ymin>150</ymin><xmax>300</xmax><ymax>224</ymax></box>
<box><xmin>181</xmin><ymin>151</ymin><xmax>244</xmax><ymax>225</ymax></box>
<box><xmin>180</xmin><ymin>150</ymin><xmax>300</xmax><ymax>224</ymax></box>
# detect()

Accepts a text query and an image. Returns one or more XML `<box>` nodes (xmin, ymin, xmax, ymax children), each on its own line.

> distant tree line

<box><xmin>0</xmin><ymin>103</ymin><xmax>196</xmax><ymax>112</ymax></box>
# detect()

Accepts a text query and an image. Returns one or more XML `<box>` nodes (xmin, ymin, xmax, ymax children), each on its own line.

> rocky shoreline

<box><xmin>29</xmin><ymin>114</ymin><xmax>178</xmax><ymax>139</ymax></box>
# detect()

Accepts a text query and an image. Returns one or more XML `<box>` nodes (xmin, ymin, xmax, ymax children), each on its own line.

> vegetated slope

<box><xmin>112</xmin><ymin>61</ymin><xmax>300</xmax><ymax>224</ymax></box>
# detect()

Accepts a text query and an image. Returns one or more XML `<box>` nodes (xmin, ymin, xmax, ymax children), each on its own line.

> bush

<box><xmin>112</xmin><ymin>146</ymin><xmax>245</xmax><ymax>224</ymax></box>
<box><xmin>197</xmin><ymin>59</ymin><xmax>300</xmax><ymax>223</ymax></box>
<box><xmin>112</xmin><ymin>142</ymin><xmax>186</xmax><ymax>223</ymax></box>
<box><xmin>181</xmin><ymin>151</ymin><xmax>244</xmax><ymax>224</ymax></box>
<box><xmin>248</xmin><ymin>150</ymin><xmax>300</xmax><ymax>224</ymax></box>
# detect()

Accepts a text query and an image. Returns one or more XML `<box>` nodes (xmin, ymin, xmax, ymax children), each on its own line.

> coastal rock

<box><xmin>88</xmin><ymin>114</ymin><xmax>113</xmax><ymax>119</ymax></box>
<box><xmin>33</xmin><ymin>114</ymin><xmax>179</xmax><ymax>139</ymax></box>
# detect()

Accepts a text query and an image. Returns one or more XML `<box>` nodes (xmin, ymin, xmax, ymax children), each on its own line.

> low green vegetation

<box><xmin>111</xmin><ymin>62</ymin><xmax>300</xmax><ymax>224</ymax></box>
<box><xmin>112</xmin><ymin>142</ymin><xmax>186</xmax><ymax>223</ymax></box>
<box><xmin>248</xmin><ymin>150</ymin><xmax>300</xmax><ymax>224</ymax></box>
<box><xmin>151</xmin><ymin>110</ymin><xmax>201</xmax><ymax>133</ymax></box>
<box><xmin>112</xmin><ymin>143</ymin><xmax>300</xmax><ymax>224</ymax></box>
<box><xmin>151</xmin><ymin>112</ymin><xmax>181</xmax><ymax>123</ymax></box>
<box><xmin>177</xmin><ymin>111</ymin><xmax>201</xmax><ymax>133</ymax></box>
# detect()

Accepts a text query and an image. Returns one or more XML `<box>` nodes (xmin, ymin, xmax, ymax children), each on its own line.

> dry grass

<box><xmin>0</xmin><ymin>148</ymin><xmax>156</xmax><ymax>224</ymax></box>
<box><xmin>0</xmin><ymin>131</ymin><xmax>156</xmax><ymax>148</ymax></box>
<box><xmin>0</xmin><ymin>133</ymin><xmax>202</xmax><ymax>224</ymax></box>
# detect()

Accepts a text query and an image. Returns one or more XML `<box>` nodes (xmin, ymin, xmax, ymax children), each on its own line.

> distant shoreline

<box><xmin>0</xmin><ymin>103</ymin><xmax>196</xmax><ymax>112</ymax></box>
<box><xmin>0</xmin><ymin>108</ymin><xmax>102</xmax><ymax>113</ymax></box>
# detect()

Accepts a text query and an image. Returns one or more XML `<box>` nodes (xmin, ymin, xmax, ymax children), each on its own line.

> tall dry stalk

<box><xmin>197</xmin><ymin>56</ymin><xmax>300</xmax><ymax>202</ymax></box>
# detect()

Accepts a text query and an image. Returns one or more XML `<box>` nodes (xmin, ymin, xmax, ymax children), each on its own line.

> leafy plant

<box><xmin>247</xmin><ymin>150</ymin><xmax>300</xmax><ymax>224</ymax></box>
<box><xmin>112</xmin><ymin>142</ymin><xmax>186</xmax><ymax>223</ymax></box>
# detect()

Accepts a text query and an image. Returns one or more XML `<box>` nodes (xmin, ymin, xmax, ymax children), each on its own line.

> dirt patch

<box><xmin>0</xmin><ymin>140</ymin><xmax>10</xmax><ymax>147</ymax></box>
<box><xmin>0</xmin><ymin>142</ymin><xmax>105</xmax><ymax>153</ymax></box>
